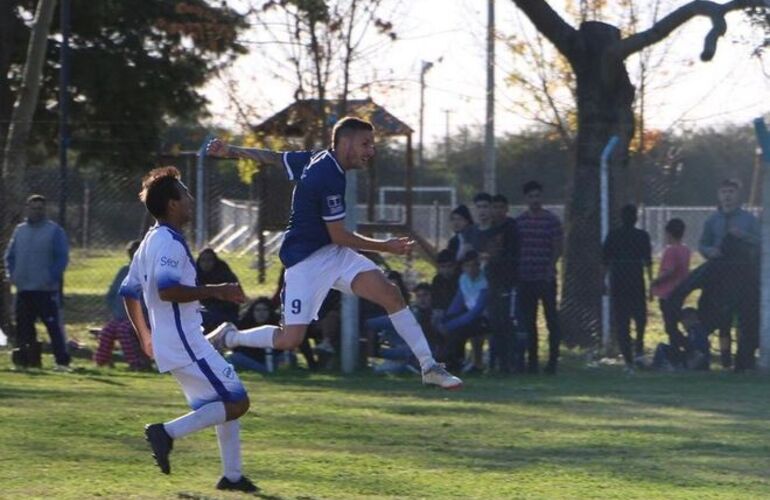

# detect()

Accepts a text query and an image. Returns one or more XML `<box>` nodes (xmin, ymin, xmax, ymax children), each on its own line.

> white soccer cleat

<box><xmin>422</xmin><ymin>363</ymin><xmax>463</xmax><ymax>390</ymax></box>
<box><xmin>206</xmin><ymin>322</ymin><xmax>237</xmax><ymax>351</ymax></box>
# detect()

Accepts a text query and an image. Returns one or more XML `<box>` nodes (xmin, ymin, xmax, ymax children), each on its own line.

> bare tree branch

<box><xmin>511</xmin><ymin>0</ymin><xmax>578</xmax><ymax>58</ymax></box>
<box><xmin>619</xmin><ymin>0</ymin><xmax>767</xmax><ymax>61</ymax></box>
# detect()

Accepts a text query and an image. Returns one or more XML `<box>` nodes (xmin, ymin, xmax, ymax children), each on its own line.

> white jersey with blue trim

<box><xmin>119</xmin><ymin>223</ymin><xmax>216</xmax><ymax>373</ymax></box>
<box><xmin>279</xmin><ymin>150</ymin><xmax>347</xmax><ymax>268</ymax></box>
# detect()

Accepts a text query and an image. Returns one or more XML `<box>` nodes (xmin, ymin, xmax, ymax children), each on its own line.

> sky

<box><xmin>202</xmin><ymin>0</ymin><xmax>770</xmax><ymax>148</ymax></box>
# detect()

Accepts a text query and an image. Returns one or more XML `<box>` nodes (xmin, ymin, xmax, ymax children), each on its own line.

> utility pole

<box><xmin>418</xmin><ymin>60</ymin><xmax>433</xmax><ymax>169</ymax></box>
<box><xmin>59</xmin><ymin>0</ymin><xmax>71</xmax><ymax>228</ymax></box>
<box><xmin>444</xmin><ymin>109</ymin><xmax>451</xmax><ymax>168</ymax></box>
<box><xmin>483</xmin><ymin>0</ymin><xmax>496</xmax><ymax>193</ymax></box>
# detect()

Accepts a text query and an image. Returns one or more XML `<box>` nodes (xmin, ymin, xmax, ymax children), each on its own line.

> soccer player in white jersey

<box><xmin>120</xmin><ymin>167</ymin><xmax>257</xmax><ymax>492</ymax></box>
<box><xmin>206</xmin><ymin>116</ymin><xmax>462</xmax><ymax>389</ymax></box>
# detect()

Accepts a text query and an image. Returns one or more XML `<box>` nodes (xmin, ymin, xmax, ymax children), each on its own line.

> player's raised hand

<box><xmin>206</xmin><ymin>138</ymin><xmax>231</xmax><ymax>158</ymax></box>
<box><xmin>209</xmin><ymin>283</ymin><xmax>246</xmax><ymax>303</ymax></box>
<box><xmin>384</xmin><ymin>237</ymin><xmax>414</xmax><ymax>256</ymax></box>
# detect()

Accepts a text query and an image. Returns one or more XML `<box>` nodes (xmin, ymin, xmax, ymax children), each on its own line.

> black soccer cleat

<box><xmin>216</xmin><ymin>475</ymin><xmax>259</xmax><ymax>493</ymax></box>
<box><xmin>144</xmin><ymin>423</ymin><xmax>173</xmax><ymax>475</ymax></box>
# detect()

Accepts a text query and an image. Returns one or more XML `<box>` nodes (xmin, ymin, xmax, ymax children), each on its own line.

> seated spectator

<box><xmin>431</xmin><ymin>249</ymin><xmax>459</xmax><ymax>313</ymax></box>
<box><xmin>447</xmin><ymin>204</ymin><xmax>477</xmax><ymax>261</ymax></box>
<box><xmin>366</xmin><ymin>282</ymin><xmax>444</xmax><ymax>374</ymax></box>
<box><xmin>439</xmin><ymin>251</ymin><xmax>489</xmax><ymax>374</ymax></box>
<box><xmin>196</xmin><ymin>248</ymin><xmax>241</xmax><ymax>332</ymax></box>
<box><xmin>652</xmin><ymin>307</ymin><xmax>710</xmax><ymax>371</ymax></box>
<box><xmin>224</xmin><ymin>297</ymin><xmax>279</xmax><ymax>374</ymax></box>
<box><xmin>308</xmin><ymin>290</ymin><xmax>342</xmax><ymax>364</ymax></box>
<box><xmin>93</xmin><ymin>240</ymin><xmax>150</xmax><ymax>370</ymax></box>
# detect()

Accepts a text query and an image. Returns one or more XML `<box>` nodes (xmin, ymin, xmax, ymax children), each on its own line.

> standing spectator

<box><xmin>431</xmin><ymin>249</ymin><xmax>459</xmax><ymax>313</ymax></box>
<box><xmin>93</xmin><ymin>240</ymin><xmax>150</xmax><ymax>370</ymax></box>
<box><xmin>602</xmin><ymin>205</ymin><xmax>653</xmax><ymax>370</ymax></box>
<box><xmin>5</xmin><ymin>194</ymin><xmax>70</xmax><ymax>370</ymax></box>
<box><xmin>516</xmin><ymin>181</ymin><xmax>563</xmax><ymax>374</ymax></box>
<box><xmin>650</xmin><ymin>219</ymin><xmax>691</xmax><ymax>366</ymax></box>
<box><xmin>480</xmin><ymin>194</ymin><xmax>520</xmax><ymax>374</ymax></box>
<box><xmin>446</xmin><ymin>204</ymin><xmax>477</xmax><ymax>261</ymax></box>
<box><xmin>469</xmin><ymin>193</ymin><xmax>495</xmax><ymax>371</ymax></box>
<box><xmin>439</xmin><ymin>251</ymin><xmax>489</xmax><ymax>374</ymax></box>
<box><xmin>699</xmin><ymin>178</ymin><xmax>760</xmax><ymax>371</ymax></box>
<box><xmin>196</xmin><ymin>248</ymin><xmax>241</xmax><ymax>332</ymax></box>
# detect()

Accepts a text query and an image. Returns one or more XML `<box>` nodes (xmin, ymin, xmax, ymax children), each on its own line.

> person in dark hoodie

<box><xmin>446</xmin><ymin>204</ymin><xmax>478</xmax><ymax>262</ymax></box>
<box><xmin>196</xmin><ymin>248</ymin><xmax>241</xmax><ymax>332</ymax></box>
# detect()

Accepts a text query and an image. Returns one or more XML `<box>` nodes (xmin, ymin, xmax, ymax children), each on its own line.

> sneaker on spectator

<box><xmin>53</xmin><ymin>364</ymin><xmax>72</xmax><ymax>373</ymax></box>
<box><xmin>216</xmin><ymin>476</ymin><xmax>259</xmax><ymax>492</ymax></box>
<box><xmin>206</xmin><ymin>322</ymin><xmax>236</xmax><ymax>351</ymax></box>
<box><xmin>314</xmin><ymin>339</ymin><xmax>335</xmax><ymax>355</ymax></box>
<box><xmin>422</xmin><ymin>363</ymin><xmax>463</xmax><ymax>390</ymax></box>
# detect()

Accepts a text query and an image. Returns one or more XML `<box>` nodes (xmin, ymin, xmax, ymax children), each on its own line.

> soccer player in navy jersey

<box><xmin>206</xmin><ymin>117</ymin><xmax>462</xmax><ymax>389</ymax></box>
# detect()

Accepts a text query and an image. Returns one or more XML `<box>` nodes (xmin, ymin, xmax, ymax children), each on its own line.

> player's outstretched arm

<box><xmin>326</xmin><ymin>220</ymin><xmax>413</xmax><ymax>256</ymax></box>
<box><xmin>123</xmin><ymin>296</ymin><xmax>154</xmax><ymax>359</ymax></box>
<box><xmin>206</xmin><ymin>138</ymin><xmax>283</xmax><ymax>167</ymax></box>
<box><xmin>158</xmin><ymin>283</ymin><xmax>246</xmax><ymax>304</ymax></box>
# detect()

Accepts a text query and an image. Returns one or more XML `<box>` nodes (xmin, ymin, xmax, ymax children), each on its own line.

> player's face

<box><xmin>717</xmin><ymin>186</ymin><xmax>738</xmax><ymax>211</ymax></box>
<box><xmin>171</xmin><ymin>181</ymin><xmax>194</xmax><ymax>225</ymax></box>
<box><xmin>344</xmin><ymin>130</ymin><xmax>376</xmax><ymax>170</ymax></box>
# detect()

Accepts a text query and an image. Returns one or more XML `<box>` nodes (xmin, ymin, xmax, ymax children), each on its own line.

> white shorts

<box><xmin>283</xmin><ymin>244</ymin><xmax>380</xmax><ymax>325</ymax></box>
<box><xmin>171</xmin><ymin>352</ymin><xmax>248</xmax><ymax>410</ymax></box>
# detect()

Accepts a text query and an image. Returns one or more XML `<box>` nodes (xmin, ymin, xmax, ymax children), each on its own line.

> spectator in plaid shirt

<box><xmin>515</xmin><ymin>181</ymin><xmax>563</xmax><ymax>374</ymax></box>
<box><xmin>93</xmin><ymin>240</ymin><xmax>150</xmax><ymax>370</ymax></box>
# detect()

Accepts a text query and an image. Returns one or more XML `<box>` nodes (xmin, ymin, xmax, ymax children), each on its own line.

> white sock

<box><xmin>163</xmin><ymin>401</ymin><xmax>226</xmax><ymax>439</ymax></box>
<box><xmin>230</xmin><ymin>325</ymin><xmax>277</xmax><ymax>348</ymax></box>
<box><xmin>388</xmin><ymin>307</ymin><xmax>435</xmax><ymax>372</ymax></box>
<box><xmin>216</xmin><ymin>420</ymin><xmax>242</xmax><ymax>482</ymax></box>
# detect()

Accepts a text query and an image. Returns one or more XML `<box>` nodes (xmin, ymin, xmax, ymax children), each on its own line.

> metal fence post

<box><xmin>341</xmin><ymin>170</ymin><xmax>359</xmax><ymax>374</ymax></box>
<box><xmin>753</xmin><ymin>118</ymin><xmax>770</xmax><ymax>371</ymax></box>
<box><xmin>601</xmin><ymin>136</ymin><xmax>620</xmax><ymax>353</ymax></box>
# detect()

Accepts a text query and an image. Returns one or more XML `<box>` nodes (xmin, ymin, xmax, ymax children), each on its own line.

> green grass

<box><xmin>1</xmin><ymin>354</ymin><xmax>769</xmax><ymax>499</ymax></box>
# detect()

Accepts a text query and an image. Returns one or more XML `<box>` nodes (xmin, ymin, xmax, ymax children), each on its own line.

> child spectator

<box><xmin>652</xmin><ymin>307</ymin><xmax>710</xmax><ymax>371</ymax></box>
<box><xmin>93</xmin><ymin>240</ymin><xmax>150</xmax><ymax>370</ymax></box>
<box><xmin>431</xmin><ymin>249</ymin><xmax>459</xmax><ymax>313</ymax></box>
<box><xmin>650</xmin><ymin>218</ymin><xmax>691</xmax><ymax>358</ymax></box>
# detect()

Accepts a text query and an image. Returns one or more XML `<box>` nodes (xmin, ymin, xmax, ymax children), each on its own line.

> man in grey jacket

<box><xmin>5</xmin><ymin>194</ymin><xmax>70</xmax><ymax>369</ymax></box>
<box><xmin>699</xmin><ymin>179</ymin><xmax>760</xmax><ymax>371</ymax></box>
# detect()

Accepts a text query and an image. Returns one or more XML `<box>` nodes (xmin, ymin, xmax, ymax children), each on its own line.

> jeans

<box><xmin>518</xmin><ymin>279</ymin><xmax>560</xmax><ymax>371</ymax></box>
<box><xmin>15</xmin><ymin>290</ymin><xmax>70</xmax><ymax>366</ymax></box>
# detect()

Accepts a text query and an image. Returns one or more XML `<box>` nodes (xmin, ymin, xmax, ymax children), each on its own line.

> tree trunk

<box><xmin>560</xmin><ymin>22</ymin><xmax>635</xmax><ymax>348</ymax></box>
<box><xmin>0</xmin><ymin>0</ymin><xmax>58</xmax><ymax>341</ymax></box>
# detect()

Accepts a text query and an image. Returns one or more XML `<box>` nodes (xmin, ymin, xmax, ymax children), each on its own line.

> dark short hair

<box><xmin>414</xmin><ymin>282</ymin><xmax>432</xmax><ymax>294</ymax></box>
<box><xmin>665</xmin><ymin>218</ymin><xmax>685</xmax><ymax>240</ymax></box>
<box><xmin>473</xmin><ymin>192</ymin><xmax>492</xmax><ymax>204</ymax></box>
<box><xmin>126</xmin><ymin>240</ymin><xmax>141</xmax><ymax>258</ymax></box>
<box><xmin>523</xmin><ymin>180</ymin><xmax>543</xmax><ymax>194</ymax></box>
<box><xmin>140</xmin><ymin>166</ymin><xmax>183</xmax><ymax>219</ymax></box>
<box><xmin>332</xmin><ymin>116</ymin><xmax>374</xmax><ymax>148</ymax></box>
<box><xmin>719</xmin><ymin>178</ymin><xmax>742</xmax><ymax>190</ymax></box>
<box><xmin>461</xmin><ymin>250</ymin><xmax>479</xmax><ymax>263</ymax></box>
<box><xmin>451</xmin><ymin>204</ymin><xmax>473</xmax><ymax>224</ymax></box>
<box><xmin>26</xmin><ymin>194</ymin><xmax>46</xmax><ymax>204</ymax></box>
<box><xmin>437</xmin><ymin>249</ymin><xmax>454</xmax><ymax>264</ymax></box>
<box><xmin>621</xmin><ymin>204</ymin><xmax>638</xmax><ymax>226</ymax></box>
<box><xmin>492</xmin><ymin>194</ymin><xmax>508</xmax><ymax>205</ymax></box>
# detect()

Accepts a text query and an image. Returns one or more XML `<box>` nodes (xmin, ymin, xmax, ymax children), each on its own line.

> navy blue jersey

<box><xmin>279</xmin><ymin>150</ymin><xmax>347</xmax><ymax>267</ymax></box>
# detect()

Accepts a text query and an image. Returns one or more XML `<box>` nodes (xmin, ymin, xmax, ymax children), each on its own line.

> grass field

<box><xmin>1</xmin><ymin>354</ymin><xmax>769</xmax><ymax>499</ymax></box>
